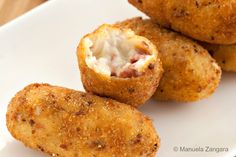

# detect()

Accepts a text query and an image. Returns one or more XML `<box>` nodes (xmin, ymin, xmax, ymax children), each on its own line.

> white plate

<box><xmin>0</xmin><ymin>0</ymin><xmax>235</xmax><ymax>157</ymax></box>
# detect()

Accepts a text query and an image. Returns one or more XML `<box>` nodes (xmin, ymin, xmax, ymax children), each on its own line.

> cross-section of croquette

<box><xmin>77</xmin><ymin>24</ymin><xmax>163</xmax><ymax>107</ymax></box>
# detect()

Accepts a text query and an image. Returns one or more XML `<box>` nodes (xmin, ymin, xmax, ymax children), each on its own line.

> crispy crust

<box><xmin>202</xmin><ymin>43</ymin><xmax>236</xmax><ymax>72</ymax></box>
<box><xmin>6</xmin><ymin>83</ymin><xmax>160</xmax><ymax>157</ymax></box>
<box><xmin>116</xmin><ymin>17</ymin><xmax>222</xmax><ymax>102</ymax></box>
<box><xmin>77</xmin><ymin>25</ymin><xmax>163</xmax><ymax>107</ymax></box>
<box><xmin>128</xmin><ymin>0</ymin><xmax>236</xmax><ymax>44</ymax></box>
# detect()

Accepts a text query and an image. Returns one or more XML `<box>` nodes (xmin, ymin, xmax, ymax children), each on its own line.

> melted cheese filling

<box><xmin>83</xmin><ymin>26</ymin><xmax>155</xmax><ymax>78</ymax></box>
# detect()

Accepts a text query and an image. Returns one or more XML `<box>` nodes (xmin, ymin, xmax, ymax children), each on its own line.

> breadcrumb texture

<box><xmin>116</xmin><ymin>17</ymin><xmax>222</xmax><ymax>102</ymax></box>
<box><xmin>202</xmin><ymin>43</ymin><xmax>236</xmax><ymax>72</ymax></box>
<box><xmin>6</xmin><ymin>83</ymin><xmax>160</xmax><ymax>157</ymax></box>
<box><xmin>77</xmin><ymin>25</ymin><xmax>163</xmax><ymax>107</ymax></box>
<box><xmin>128</xmin><ymin>0</ymin><xmax>236</xmax><ymax>44</ymax></box>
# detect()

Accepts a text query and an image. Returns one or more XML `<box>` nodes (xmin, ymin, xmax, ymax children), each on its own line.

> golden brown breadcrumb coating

<box><xmin>6</xmin><ymin>83</ymin><xmax>160</xmax><ymax>157</ymax></box>
<box><xmin>77</xmin><ymin>24</ymin><xmax>163</xmax><ymax>107</ymax></box>
<box><xmin>116</xmin><ymin>17</ymin><xmax>221</xmax><ymax>102</ymax></box>
<box><xmin>202</xmin><ymin>43</ymin><xmax>236</xmax><ymax>72</ymax></box>
<box><xmin>128</xmin><ymin>0</ymin><xmax>236</xmax><ymax>44</ymax></box>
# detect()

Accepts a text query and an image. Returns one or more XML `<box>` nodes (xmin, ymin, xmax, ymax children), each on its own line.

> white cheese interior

<box><xmin>83</xmin><ymin>26</ymin><xmax>155</xmax><ymax>78</ymax></box>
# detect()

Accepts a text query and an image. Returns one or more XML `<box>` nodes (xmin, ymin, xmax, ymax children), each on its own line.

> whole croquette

<box><xmin>116</xmin><ymin>17</ymin><xmax>221</xmax><ymax>102</ymax></box>
<box><xmin>6</xmin><ymin>83</ymin><xmax>160</xmax><ymax>157</ymax></box>
<box><xmin>128</xmin><ymin>0</ymin><xmax>236</xmax><ymax>44</ymax></box>
<box><xmin>77</xmin><ymin>24</ymin><xmax>163</xmax><ymax>107</ymax></box>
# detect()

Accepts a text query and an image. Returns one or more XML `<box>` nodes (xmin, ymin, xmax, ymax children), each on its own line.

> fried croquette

<box><xmin>128</xmin><ymin>0</ymin><xmax>236</xmax><ymax>44</ymax></box>
<box><xmin>202</xmin><ymin>44</ymin><xmax>236</xmax><ymax>72</ymax></box>
<box><xmin>6</xmin><ymin>83</ymin><xmax>160</xmax><ymax>157</ymax></box>
<box><xmin>77</xmin><ymin>24</ymin><xmax>163</xmax><ymax>107</ymax></box>
<box><xmin>116</xmin><ymin>17</ymin><xmax>221</xmax><ymax>102</ymax></box>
